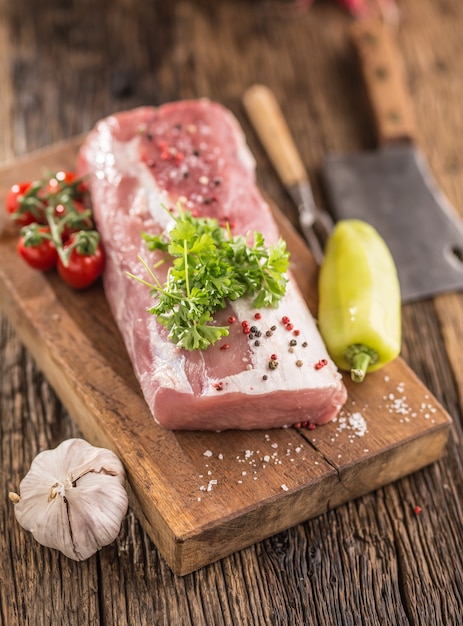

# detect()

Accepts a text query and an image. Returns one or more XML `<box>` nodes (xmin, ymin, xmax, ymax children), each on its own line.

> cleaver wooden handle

<box><xmin>350</xmin><ymin>20</ymin><xmax>417</xmax><ymax>146</ymax></box>
<box><xmin>242</xmin><ymin>84</ymin><xmax>308</xmax><ymax>188</ymax></box>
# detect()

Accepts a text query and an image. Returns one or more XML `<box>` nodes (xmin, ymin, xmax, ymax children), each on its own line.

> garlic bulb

<box><xmin>9</xmin><ymin>438</ymin><xmax>129</xmax><ymax>561</ymax></box>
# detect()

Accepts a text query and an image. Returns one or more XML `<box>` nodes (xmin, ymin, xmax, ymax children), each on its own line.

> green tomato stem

<box><xmin>45</xmin><ymin>206</ymin><xmax>69</xmax><ymax>267</ymax></box>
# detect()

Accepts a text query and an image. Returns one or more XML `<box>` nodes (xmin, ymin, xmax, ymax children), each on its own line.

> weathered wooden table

<box><xmin>1</xmin><ymin>0</ymin><xmax>463</xmax><ymax>624</ymax></box>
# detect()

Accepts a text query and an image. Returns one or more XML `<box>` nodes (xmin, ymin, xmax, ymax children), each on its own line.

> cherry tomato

<box><xmin>5</xmin><ymin>181</ymin><xmax>39</xmax><ymax>226</ymax></box>
<box><xmin>46</xmin><ymin>170</ymin><xmax>86</xmax><ymax>198</ymax></box>
<box><xmin>17</xmin><ymin>227</ymin><xmax>58</xmax><ymax>271</ymax></box>
<box><xmin>57</xmin><ymin>233</ymin><xmax>105</xmax><ymax>290</ymax></box>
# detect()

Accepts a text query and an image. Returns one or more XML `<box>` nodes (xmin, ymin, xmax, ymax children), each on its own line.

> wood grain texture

<box><xmin>1</xmin><ymin>0</ymin><xmax>463</xmax><ymax>623</ymax></box>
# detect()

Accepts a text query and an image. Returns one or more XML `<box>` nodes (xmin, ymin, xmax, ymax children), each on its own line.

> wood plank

<box><xmin>0</xmin><ymin>138</ymin><xmax>452</xmax><ymax>575</ymax></box>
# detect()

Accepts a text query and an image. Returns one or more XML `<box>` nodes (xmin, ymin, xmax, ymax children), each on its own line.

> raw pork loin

<box><xmin>77</xmin><ymin>100</ymin><xmax>347</xmax><ymax>430</ymax></box>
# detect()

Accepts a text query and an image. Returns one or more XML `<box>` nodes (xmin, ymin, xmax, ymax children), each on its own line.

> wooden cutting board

<box><xmin>0</xmin><ymin>138</ymin><xmax>452</xmax><ymax>575</ymax></box>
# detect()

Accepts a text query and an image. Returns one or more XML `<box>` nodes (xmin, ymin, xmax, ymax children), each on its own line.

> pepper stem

<box><xmin>350</xmin><ymin>352</ymin><xmax>371</xmax><ymax>382</ymax></box>
<box><xmin>344</xmin><ymin>344</ymin><xmax>379</xmax><ymax>383</ymax></box>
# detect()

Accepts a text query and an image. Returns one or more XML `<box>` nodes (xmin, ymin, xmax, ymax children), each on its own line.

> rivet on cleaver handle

<box><xmin>322</xmin><ymin>20</ymin><xmax>463</xmax><ymax>303</ymax></box>
<box><xmin>243</xmin><ymin>84</ymin><xmax>332</xmax><ymax>265</ymax></box>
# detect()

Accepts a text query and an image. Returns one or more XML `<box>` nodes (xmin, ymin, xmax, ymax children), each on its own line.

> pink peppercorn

<box><xmin>228</xmin><ymin>316</ymin><xmax>236</xmax><ymax>324</ymax></box>
<box><xmin>241</xmin><ymin>320</ymin><xmax>251</xmax><ymax>334</ymax></box>
<box><xmin>220</xmin><ymin>343</ymin><xmax>230</xmax><ymax>351</ymax></box>
<box><xmin>282</xmin><ymin>316</ymin><xmax>290</xmax><ymax>324</ymax></box>
<box><xmin>254</xmin><ymin>312</ymin><xmax>262</xmax><ymax>320</ymax></box>
<box><xmin>314</xmin><ymin>359</ymin><xmax>328</xmax><ymax>370</ymax></box>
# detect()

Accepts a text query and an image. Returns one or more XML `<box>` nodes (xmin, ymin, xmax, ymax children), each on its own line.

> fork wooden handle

<box><xmin>243</xmin><ymin>84</ymin><xmax>308</xmax><ymax>188</ymax></box>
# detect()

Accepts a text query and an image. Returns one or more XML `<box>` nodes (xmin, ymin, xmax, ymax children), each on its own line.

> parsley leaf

<box><xmin>135</xmin><ymin>209</ymin><xmax>289</xmax><ymax>350</ymax></box>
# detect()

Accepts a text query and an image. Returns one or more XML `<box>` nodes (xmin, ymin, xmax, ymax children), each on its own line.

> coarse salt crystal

<box><xmin>349</xmin><ymin>412</ymin><xmax>367</xmax><ymax>437</ymax></box>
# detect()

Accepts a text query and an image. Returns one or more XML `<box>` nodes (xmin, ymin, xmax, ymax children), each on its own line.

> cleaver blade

<box><xmin>322</xmin><ymin>20</ymin><xmax>463</xmax><ymax>303</ymax></box>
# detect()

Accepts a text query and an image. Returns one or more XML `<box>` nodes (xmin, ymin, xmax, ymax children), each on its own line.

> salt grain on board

<box><xmin>381</xmin><ymin>382</ymin><xmax>438</xmax><ymax>424</ymax></box>
<box><xmin>196</xmin><ymin>433</ymin><xmax>309</xmax><ymax>496</ymax></box>
<box><xmin>349</xmin><ymin>412</ymin><xmax>368</xmax><ymax>437</ymax></box>
<box><xmin>334</xmin><ymin>411</ymin><xmax>368</xmax><ymax>439</ymax></box>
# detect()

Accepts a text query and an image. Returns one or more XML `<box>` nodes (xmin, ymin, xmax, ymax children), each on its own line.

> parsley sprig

<box><xmin>130</xmin><ymin>209</ymin><xmax>289</xmax><ymax>351</ymax></box>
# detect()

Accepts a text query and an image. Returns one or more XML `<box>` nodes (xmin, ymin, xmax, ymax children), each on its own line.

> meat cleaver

<box><xmin>322</xmin><ymin>19</ymin><xmax>463</xmax><ymax>303</ymax></box>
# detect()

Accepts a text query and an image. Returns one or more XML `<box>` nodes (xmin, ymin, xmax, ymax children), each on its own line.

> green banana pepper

<box><xmin>318</xmin><ymin>219</ymin><xmax>401</xmax><ymax>382</ymax></box>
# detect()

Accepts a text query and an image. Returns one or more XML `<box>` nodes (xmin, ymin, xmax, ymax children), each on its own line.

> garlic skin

<box><xmin>10</xmin><ymin>438</ymin><xmax>129</xmax><ymax>561</ymax></box>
